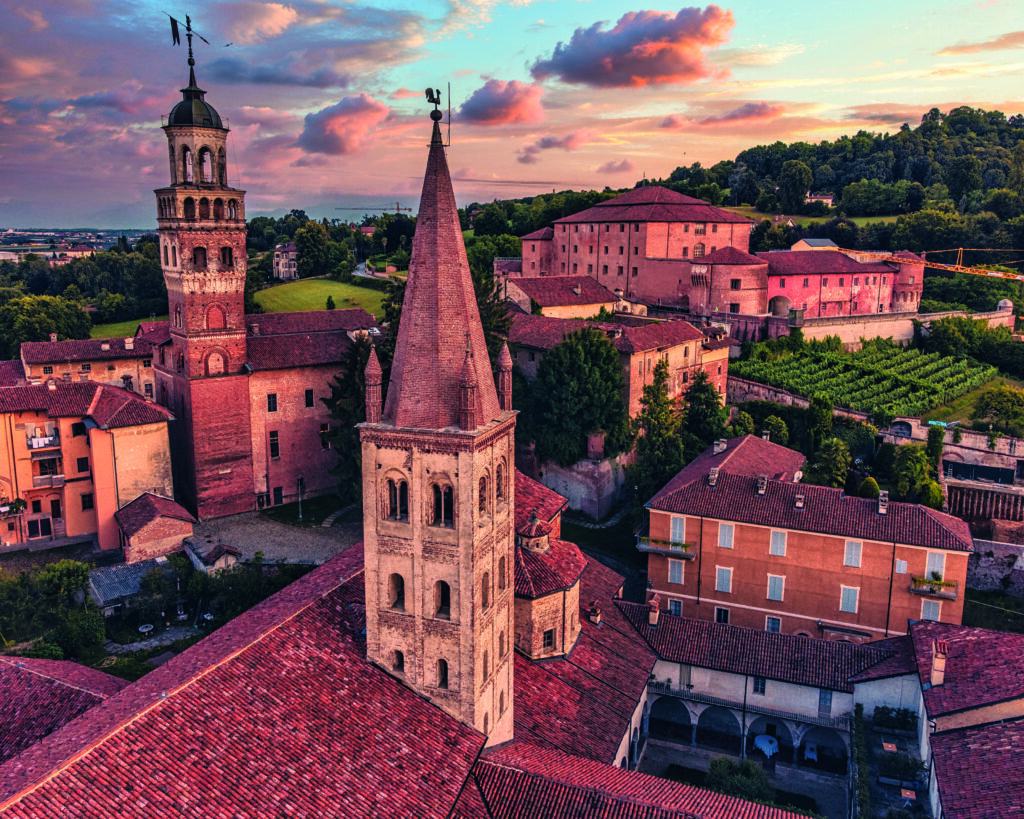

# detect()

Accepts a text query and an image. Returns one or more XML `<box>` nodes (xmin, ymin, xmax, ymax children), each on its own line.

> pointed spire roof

<box><xmin>383</xmin><ymin>118</ymin><xmax>500</xmax><ymax>429</ymax></box>
<box><xmin>497</xmin><ymin>341</ymin><xmax>513</xmax><ymax>371</ymax></box>
<box><xmin>365</xmin><ymin>343</ymin><xmax>382</xmax><ymax>380</ymax></box>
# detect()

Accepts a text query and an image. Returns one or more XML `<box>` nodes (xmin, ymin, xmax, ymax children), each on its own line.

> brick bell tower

<box><xmin>153</xmin><ymin>36</ymin><xmax>255</xmax><ymax>519</ymax></box>
<box><xmin>360</xmin><ymin>100</ymin><xmax>516</xmax><ymax>746</ymax></box>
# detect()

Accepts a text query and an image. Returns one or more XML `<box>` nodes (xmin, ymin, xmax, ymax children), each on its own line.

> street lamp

<box><xmin>297</xmin><ymin>474</ymin><xmax>305</xmax><ymax>521</ymax></box>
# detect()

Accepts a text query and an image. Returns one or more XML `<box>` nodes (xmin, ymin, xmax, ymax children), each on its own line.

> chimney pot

<box><xmin>878</xmin><ymin>490</ymin><xmax>889</xmax><ymax>515</ymax></box>
<box><xmin>49</xmin><ymin>333</ymin><xmax>57</xmax><ymax>343</ymax></box>
<box><xmin>762</xmin><ymin>431</ymin><xmax>770</xmax><ymax>441</ymax></box>
<box><xmin>251</xmin><ymin>324</ymin><xmax>260</xmax><ymax>335</ymax></box>
<box><xmin>124</xmin><ymin>337</ymin><xmax>134</xmax><ymax>350</ymax></box>
<box><xmin>930</xmin><ymin>639</ymin><xmax>948</xmax><ymax>687</ymax></box>
<box><xmin>708</xmin><ymin>467</ymin><xmax>719</xmax><ymax>487</ymax></box>
<box><xmin>756</xmin><ymin>475</ymin><xmax>768</xmax><ymax>496</ymax></box>
<box><xmin>647</xmin><ymin>593</ymin><xmax>661</xmax><ymax>627</ymax></box>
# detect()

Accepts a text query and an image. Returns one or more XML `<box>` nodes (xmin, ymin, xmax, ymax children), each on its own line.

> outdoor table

<box><xmin>754</xmin><ymin>734</ymin><xmax>779</xmax><ymax>758</ymax></box>
<box><xmin>883</xmin><ymin>741</ymin><xmax>898</xmax><ymax>752</ymax></box>
<box><xmin>901</xmin><ymin>788</ymin><xmax>916</xmax><ymax>808</ymax></box>
<box><xmin>804</xmin><ymin>742</ymin><xmax>818</xmax><ymax>761</ymax></box>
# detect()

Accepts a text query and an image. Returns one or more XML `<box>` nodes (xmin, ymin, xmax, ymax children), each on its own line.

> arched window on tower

<box><xmin>171</xmin><ymin>245</ymin><xmax>177</xmax><ymax>267</ymax></box>
<box><xmin>393</xmin><ymin>650</ymin><xmax>404</xmax><ymax>673</ymax></box>
<box><xmin>498</xmin><ymin>556</ymin><xmax>506</xmax><ymax>591</ymax></box>
<box><xmin>182</xmin><ymin>146</ymin><xmax>194</xmax><ymax>183</ymax></box>
<box><xmin>227</xmin><ymin>199</ymin><xmax>237</xmax><ymax>219</ymax></box>
<box><xmin>163</xmin><ymin>244</ymin><xmax>168</xmax><ymax>265</ymax></box>
<box><xmin>483</xmin><ymin>650</ymin><xmax>489</xmax><ymax>680</ymax></box>
<box><xmin>437</xmin><ymin>658</ymin><xmax>448</xmax><ymax>689</ymax></box>
<box><xmin>198</xmin><ymin>198</ymin><xmax>210</xmax><ymax>220</ymax></box>
<box><xmin>213</xmin><ymin>198</ymin><xmax>224</xmax><ymax>220</ymax></box>
<box><xmin>496</xmin><ymin>462</ymin><xmax>505</xmax><ymax>503</ymax></box>
<box><xmin>478</xmin><ymin>476</ymin><xmax>488</xmax><ymax>517</ymax></box>
<box><xmin>481</xmin><ymin>572</ymin><xmax>490</xmax><ymax>610</ymax></box>
<box><xmin>174</xmin><ymin>305</ymin><xmax>182</xmax><ymax>328</ymax></box>
<box><xmin>206</xmin><ymin>305</ymin><xmax>225</xmax><ymax>331</ymax></box>
<box><xmin>220</xmin><ymin>246</ymin><xmax>233</xmax><ymax>267</ymax></box>
<box><xmin>434</xmin><ymin>580</ymin><xmax>451</xmax><ymax>619</ymax></box>
<box><xmin>198</xmin><ymin>147</ymin><xmax>213</xmax><ymax>183</ymax></box>
<box><xmin>205</xmin><ymin>351</ymin><xmax>225</xmax><ymax>376</ymax></box>
<box><xmin>694</xmin><ymin>242</ymin><xmax>705</xmax><ymax>259</ymax></box>
<box><xmin>388</xmin><ymin>573</ymin><xmax>405</xmax><ymax>611</ymax></box>
<box><xmin>192</xmin><ymin>246</ymin><xmax>207</xmax><ymax>270</ymax></box>
<box><xmin>183</xmin><ymin>197</ymin><xmax>196</xmax><ymax>221</ymax></box>
<box><xmin>399</xmin><ymin>481</ymin><xmax>408</xmax><ymax>519</ymax></box>
<box><xmin>431</xmin><ymin>484</ymin><xmax>454</xmax><ymax>527</ymax></box>
<box><xmin>217</xmin><ymin>148</ymin><xmax>227</xmax><ymax>185</ymax></box>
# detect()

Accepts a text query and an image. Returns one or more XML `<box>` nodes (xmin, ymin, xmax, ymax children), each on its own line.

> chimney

<box><xmin>756</xmin><ymin>475</ymin><xmax>768</xmax><ymax>496</ymax></box>
<box><xmin>588</xmin><ymin>601</ymin><xmax>602</xmax><ymax>625</ymax></box>
<box><xmin>251</xmin><ymin>324</ymin><xmax>260</xmax><ymax>335</ymax></box>
<box><xmin>762</xmin><ymin>431</ymin><xmax>770</xmax><ymax>441</ymax></box>
<box><xmin>47</xmin><ymin>380</ymin><xmax>56</xmax><ymax>391</ymax></box>
<box><xmin>930</xmin><ymin>639</ymin><xmax>948</xmax><ymax>687</ymax></box>
<box><xmin>573</xmin><ymin>284</ymin><xmax>581</xmax><ymax>295</ymax></box>
<box><xmin>100</xmin><ymin>342</ymin><xmax>110</xmax><ymax>351</ymax></box>
<box><xmin>878</xmin><ymin>490</ymin><xmax>889</xmax><ymax>515</ymax></box>
<box><xmin>713</xmin><ymin>439</ymin><xmax>727</xmax><ymax>455</ymax></box>
<box><xmin>708</xmin><ymin>467</ymin><xmax>719</xmax><ymax>487</ymax></box>
<box><xmin>49</xmin><ymin>333</ymin><xmax>57</xmax><ymax>343</ymax></box>
<box><xmin>795</xmin><ymin>493</ymin><xmax>805</xmax><ymax>510</ymax></box>
<box><xmin>647</xmin><ymin>593</ymin><xmax>661</xmax><ymax>627</ymax></box>
<box><xmin>124</xmin><ymin>337</ymin><xmax>134</xmax><ymax>351</ymax></box>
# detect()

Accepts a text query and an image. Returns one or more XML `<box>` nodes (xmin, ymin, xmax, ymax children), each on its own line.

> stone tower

<box><xmin>360</xmin><ymin>106</ymin><xmax>516</xmax><ymax>746</ymax></box>
<box><xmin>153</xmin><ymin>41</ymin><xmax>255</xmax><ymax>519</ymax></box>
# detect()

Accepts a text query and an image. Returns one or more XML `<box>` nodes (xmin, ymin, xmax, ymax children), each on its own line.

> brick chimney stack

<box><xmin>931</xmin><ymin>639</ymin><xmax>949</xmax><ymax>687</ymax></box>
<box><xmin>365</xmin><ymin>344</ymin><xmax>382</xmax><ymax>424</ymax></box>
<box><xmin>497</xmin><ymin>341</ymin><xmax>513</xmax><ymax>411</ymax></box>
<box><xmin>647</xmin><ymin>591</ymin><xmax>661</xmax><ymax>627</ymax></box>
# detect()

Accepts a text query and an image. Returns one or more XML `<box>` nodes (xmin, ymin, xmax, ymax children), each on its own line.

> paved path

<box><xmin>192</xmin><ymin>511</ymin><xmax>362</xmax><ymax>564</ymax></box>
<box><xmin>104</xmin><ymin>625</ymin><xmax>197</xmax><ymax>654</ymax></box>
<box><xmin>321</xmin><ymin>504</ymin><xmax>359</xmax><ymax>528</ymax></box>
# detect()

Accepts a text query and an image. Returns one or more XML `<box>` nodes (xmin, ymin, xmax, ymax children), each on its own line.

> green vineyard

<box><xmin>731</xmin><ymin>340</ymin><xmax>997</xmax><ymax>417</ymax></box>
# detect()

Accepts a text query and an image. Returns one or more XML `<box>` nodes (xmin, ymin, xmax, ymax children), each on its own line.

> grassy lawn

<box><xmin>963</xmin><ymin>589</ymin><xmax>1024</xmax><ymax>635</ymax></box>
<box><xmin>255</xmin><ymin>279</ymin><xmax>386</xmax><ymax>318</ymax></box>
<box><xmin>921</xmin><ymin>375</ymin><xmax>1024</xmax><ymax>424</ymax></box>
<box><xmin>724</xmin><ymin>207</ymin><xmax>900</xmax><ymax>229</ymax></box>
<box><xmin>262</xmin><ymin>494</ymin><xmax>345</xmax><ymax>528</ymax></box>
<box><xmin>91</xmin><ymin>315</ymin><xmax>168</xmax><ymax>338</ymax></box>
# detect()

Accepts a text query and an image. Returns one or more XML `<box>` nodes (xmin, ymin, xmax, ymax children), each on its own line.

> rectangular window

<box><xmin>618</xmin><ymin>246</ymin><xmax>624</xmax><ymax>255</ymax></box>
<box><xmin>770</xmin><ymin>530</ymin><xmax>787</xmax><ymax>556</ymax></box>
<box><xmin>882</xmin><ymin>276</ymin><xmax>887</xmax><ymax>284</ymax></box>
<box><xmin>767</xmin><ymin>574</ymin><xmax>785</xmax><ymax>601</ymax></box>
<box><xmin>76</xmin><ymin>456</ymin><xmax>89</xmax><ymax>473</ymax></box>
<box><xmin>31</xmin><ymin>499</ymin><xmax>41</xmax><ymax>514</ymax></box>
<box><xmin>671</xmin><ymin>516</ymin><xmax>685</xmax><ymax>546</ymax></box>
<box><xmin>631</xmin><ymin>267</ymin><xmax>638</xmax><ymax>277</ymax></box>
<box><xmin>305</xmin><ymin>388</ymin><xmax>314</xmax><ymax>408</ymax></box>
<box><xmin>619</xmin><ymin>224</ymin><xmax>625</xmax><ymax>232</ymax></box>
<box><xmin>602</xmin><ymin>264</ymin><xmax>608</xmax><ymax>275</ymax></box>
<box><xmin>845</xmin><ymin>540</ymin><xmax>862</xmax><ymax>568</ymax></box>
<box><xmin>80</xmin><ymin>363</ymin><xmax>91</xmax><ymax>373</ymax></box>
<box><xmin>779</xmin><ymin>278</ymin><xmax>786</xmax><ymax>288</ymax></box>
<box><xmin>38</xmin><ymin>458</ymin><xmax>59</xmax><ymax>476</ymax></box>
<box><xmin>823</xmin><ymin>278</ymin><xmax>829</xmax><ymax>287</ymax></box>
<box><xmin>543</xmin><ymin>629</ymin><xmax>555</xmax><ymax>649</ymax></box>
<box><xmin>926</xmin><ymin>551</ymin><xmax>946</xmax><ymax>580</ymax></box>
<box><xmin>715</xmin><ymin>607</ymin><xmax>730</xmax><ymax>624</ymax></box>
<box><xmin>695</xmin><ymin>223</ymin><xmax>707</xmax><ymax>235</ymax></box>
<box><xmin>730</xmin><ymin>279</ymin><xmax>741</xmax><ymax>290</ymax></box>
<box><xmin>668</xmin><ymin>559</ymin><xmax>684</xmax><ymax>585</ymax></box>
<box><xmin>922</xmin><ymin>599</ymin><xmax>941</xmax><ymax>621</ymax></box>
<box><xmin>840</xmin><ymin>586</ymin><xmax>859</xmax><ymax>613</ymax></box>
<box><xmin>273</xmin><ymin>486</ymin><xmax>283</xmax><ymax>506</ymax></box>
<box><xmin>718</xmin><ymin>523</ymin><xmax>734</xmax><ymax>549</ymax></box>
<box><xmin>269</xmin><ymin>430</ymin><xmax>280</xmax><ymax>459</ymax></box>
<box><xmin>853</xmin><ymin>278</ymin><xmax>859</xmax><ymax>286</ymax></box>
<box><xmin>669</xmin><ymin>599</ymin><xmax>682</xmax><ymax>616</ymax></box>
<box><xmin>803</xmin><ymin>277</ymin><xmax>809</xmax><ymax>287</ymax></box>
<box><xmin>572</xmin><ymin>263</ymin><xmax>578</xmax><ymax>273</ymax></box>
<box><xmin>716</xmin><ymin>567</ymin><xmax>732</xmax><ymax>593</ymax></box>
<box><xmin>267</xmin><ymin>393</ymin><xmax>278</xmax><ymax>413</ymax></box>
<box><xmin>617</xmin><ymin>266</ymin><xmax>624</xmax><ymax>276</ymax></box>
<box><xmin>895</xmin><ymin>558</ymin><xmax>908</xmax><ymax>574</ymax></box>
<box><xmin>819</xmin><ymin>689</ymin><xmax>833</xmax><ymax>714</ymax></box>
<box><xmin>588</xmin><ymin>264</ymin><xmax>593</xmax><ymax>273</ymax></box>
<box><xmin>766</xmin><ymin>616</ymin><xmax>781</xmax><ymax>633</ymax></box>
<box><xmin>81</xmin><ymin>493</ymin><xmax>94</xmax><ymax>511</ymax></box>
<box><xmin>753</xmin><ymin>676</ymin><xmax>766</xmax><ymax>695</ymax></box>
<box><xmin>144</xmin><ymin>382</ymin><xmax>153</xmax><ymax>398</ymax></box>
<box><xmin>839</xmin><ymin>277</ymin><xmax>844</xmax><ymax>287</ymax></box>
<box><xmin>320</xmin><ymin>423</ymin><xmax>330</xmax><ymax>449</ymax></box>
<box><xmin>143</xmin><ymin>358</ymin><xmax>152</xmax><ymax>368</ymax></box>
<box><xmin>42</xmin><ymin>366</ymin><xmax>53</xmax><ymax>375</ymax></box>
<box><xmin>573</xmin><ymin>245</ymin><xmax>578</xmax><ymax>252</ymax></box>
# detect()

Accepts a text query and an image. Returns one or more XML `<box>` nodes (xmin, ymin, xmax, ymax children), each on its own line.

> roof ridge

<box><xmin>84</xmin><ymin>383</ymin><xmax>103</xmax><ymax>418</ymax></box>
<box><xmin>0</xmin><ymin>658</ymin><xmax>118</xmax><ymax>699</ymax></box>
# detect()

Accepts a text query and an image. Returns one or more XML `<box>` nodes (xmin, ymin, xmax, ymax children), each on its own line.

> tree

<box><xmin>926</xmin><ymin>425</ymin><xmax>946</xmax><ymax>472</ymax></box>
<box><xmin>471</xmin><ymin>204</ymin><xmax>509</xmax><ymax>237</ymax></box>
<box><xmin>972</xmin><ymin>385</ymin><xmax>1024</xmax><ymax>429</ymax></box>
<box><xmin>705</xmin><ymin>758</ymin><xmax>774</xmax><ymax>804</ymax></box>
<box><xmin>326</xmin><ymin>295</ymin><xmax>336</xmax><ymax>310</ymax></box>
<box><xmin>527</xmin><ymin>327</ymin><xmax>631</xmax><ymax>466</ymax></box>
<box><xmin>858</xmin><ymin>476</ymin><xmax>880</xmax><ymax>499</ymax></box>
<box><xmin>761</xmin><ymin>415</ymin><xmax>789</xmax><ymax>446</ymax></box>
<box><xmin>681</xmin><ymin>370</ymin><xmax>726</xmax><ymax>460</ymax></box>
<box><xmin>893</xmin><ymin>443</ymin><xmax>932</xmax><ymax>500</ymax></box>
<box><xmin>731</xmin><ymin>410</ymin><xmax>754</xmax><ymax>437</ymax></box>
<box><xmin>946</xmin><ymin>155</ymin><xmax>983</xmax><ymax>202</ymax></box>
<box><xmin>294</xmin><ymin>222</ymin><xmax>330</xmax><ymax>279</ymax></box>
<box><xmin>807</xmin><ymin>394</ymin><xmax>833</xmax><ymax>452</ymax></box>
<box><xmin>920</xmin><ymin>480</ymin><xmax>945</xmax><ymax>510</ymax></box>
<box><xmin>778</xmin><ymin>160</ymin><xmax>813</xmax><ymax>213</ymax></box>
<box><xmin>818</xmin><ymin>438</ymin><xmax>852</xmax><ymax>488</ymax></box>
<box><xmin>0</xmin><ymin>295</ymin><xmax>91</xmax><ymax>359</ymax></box>
<box><xmin>323</xmin><ymin>335</ymin><xmax>379</xmax><ymax>503</ymax></box>
<box><xmin>628</xmin><ymin>360</ymin><xmax>685</xmax><ymax>513</ymax></box>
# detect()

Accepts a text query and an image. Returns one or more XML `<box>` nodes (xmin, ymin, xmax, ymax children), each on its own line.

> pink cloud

<box><xmin>212</xmin><ymin>2</ymin><xmax>299</xmax><ymax>45</ymax></box>
<box><xmin>518</xmin><ymin>129</ymin><xmax>589</xmax><ymax>164</ymax></box>
<box><xmin>530</xmin><ymin>6</ymin><xmax>734</xmax><ymax>88</ymax></box>
<box><xmin>843</xmin><ymin>103</ymin><xmax>928</xmax><ymax>125</ymax></box>
<box><xmin>597</xmin><ymin>159</ymin><xmax>635</xmax><ymax>174</ymax></box>
<box><xmin>700</xmin><ymin>101</ymin><xmax>786</xmax><ymax>124</ymax></box>
<box><xmin>297</xmin><ymin>94</ymin><xmax>392</xmax><ymax>155</ymax></box>
<box><xmin>390</xmin><ymin>86</ymin><xmax>423</xmax><ymax>99</ymax></box>
<box><xmin>938</xmin><ymin>30</ymin><xmax>1024</xmax><ymax>55</ymax></box>
<box><xmin>459</xmin><ymin>79</ymin><xmax>544</xmax><ymax>124</ymax></box>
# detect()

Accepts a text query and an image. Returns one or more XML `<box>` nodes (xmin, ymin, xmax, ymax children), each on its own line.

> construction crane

<box><xmin>334</xmin><ymin>202</ymin><xmax>413</xmax><ymax>216</ymax></box>
<box><xmin>835</xmin><ymin>248</ymin><xmax>1024</xmax><ymax>282</ymax></box>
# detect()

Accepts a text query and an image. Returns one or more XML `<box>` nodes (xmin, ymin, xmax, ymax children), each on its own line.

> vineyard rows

<box><xmin>731</xmin><ymin>343</ymin><xmax>997</xmax><ymax>417</ymax></box>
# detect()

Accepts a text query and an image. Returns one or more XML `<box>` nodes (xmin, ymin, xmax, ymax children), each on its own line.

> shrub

<box><xmin>858</xmin><ymin>476</ymin><xmax>880</xmax><ymax>499</ymax></box>
<box><xmin>705</xmin><ymin>757</ymin><xmax>774</xmax><ymax>803</ymax></box>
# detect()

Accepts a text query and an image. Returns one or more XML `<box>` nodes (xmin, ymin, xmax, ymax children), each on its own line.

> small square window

<box><xmin>895</xmin><ymin>559</ymin><xmax>908</xmax><ymax>574</ymax></box>
<box><xmin>766</xmin><ymin>616</ymin><xmax>781</xmax><ymax>633</ymax></box>
<box><xmin>71</xmin><ymin>422</ymin><xmax>86</xmax><ymax>438</ymax></box>
<box><xmin>753</xmin><ymin>676</ymin><xmax>766</xmax><ymax>695</ymax></box>
<box><xmin>81</xmin><ymin>493</ymin><xmax>94</xmax><ymax>511</ymax></box>
<box><xmin>730</xmin><ymin>279</ymin><xmax>741</xmax><ymax>290</ymax></box>
<box><xmin>669</xmin><ymin>599</ymin><xmax>682</xmax><ymax>616</ymax></box>
<box><xmin>543</xmin><ymin>629</ymin><xmax>555</xmax><ymax>649</ymax></box>
<box><xmin>143</xmin><ymin>358</ymin><xmax>152</xmax><ymax>368</ymax></box>
<box><xmin>715</xmin><ymin>607</ymin><xmax>729</xmax><ymax>624</ymax></box>
<box><xmin>80</xmin><ymin>363</ymin><xmax>91</xmax><ymax>373</ymax></box>
<box><xmin>729</xmin><ymin>303</ymin><xmax>739</xmax><ymax>313</ymax></box>
<box><xmin>42</xmin><ymin>366</ymin><xmax>53</xmax><ymax>375</ymax></box>
<box><xmin>716</xmin><ymin>567</ymin><xmax>732</xmax><ymax>593</ymax></box>
<box><xmin>76</xmin><ymin>456</ymin><xmax>89</xmax><ymax>473</ymax></box>
<box><xmin>767</xmin><ymin>575</ymin><xmax>785</xmax><ymax>601</ymax></box>
<box><xmin>267</xmin><ymin>393</ymin><xmax>278</xmax><ymax>413</ymax></box>
<box><xmin>31</xmin><ymin>499</ymin><xmax>42</xmax><ymax>514</ymax></box>
<box><xmin>305</xmin><ymin>388</ymin><xmax>314</xmax><ymax>408</ymax></box>
<box><xmin>770</xmin><ymin>531</ymin><xmax>786</xmax><ymax>556</ymax></box>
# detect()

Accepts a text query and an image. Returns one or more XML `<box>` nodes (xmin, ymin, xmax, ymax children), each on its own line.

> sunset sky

<box><xmin>1</xmin><ymin>0</ymin><xmax>1022</xmax><ymax>227</ymax></box>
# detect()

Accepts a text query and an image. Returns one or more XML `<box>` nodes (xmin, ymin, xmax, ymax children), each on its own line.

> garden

<box><xmin>732</xmin><ymin>338</ymin><xmax>998</xmax><ymax>417</ymax></box>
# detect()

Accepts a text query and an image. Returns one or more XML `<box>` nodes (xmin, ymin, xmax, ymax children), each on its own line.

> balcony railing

<box><xmin>32</xmin><ymin>475</ymin><xmax>65</xmax><ymax>488</ymax></box>
<box><xmin>636</xmin><ymin>535</ymin><xmax>696</xmax><ymax>559</ymax></box>
<box><xmin>647</xmin><ymin>680</ymin><xmax>852</xmax><ymax>730</ymax></box>
<box><xmin>27</xmin><ymin>432</ymin><xmax>60</xmax><ymax>450</ymax></box>
<box><xmin>909</xmin><ymin>577</ymin><xmax>959</xmax><ymax>600</ymax></box>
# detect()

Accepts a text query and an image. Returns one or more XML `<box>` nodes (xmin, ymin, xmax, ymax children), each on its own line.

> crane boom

<box><xmin>836</xmin><ymin>248</ymin><xmax>1024</xmax><ymax>282</ymax></box>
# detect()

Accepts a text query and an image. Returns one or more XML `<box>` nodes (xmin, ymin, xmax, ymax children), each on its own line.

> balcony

<box><xmin>32</xmin><ymin>475</ymin><xmax>65</xmax><ymax>488</ymax></box>
<box><xmin>909</xmin><ymin>576</ymin><xmax>959</xmax><ymax>600</ymax></box>
<box><xmin>648</xmin><ymin>680</ymin><xmax>851</xmax><ymax>731</ymax></box>
<box><xmin>635</xmin><ymin>526</ymin><xmax>696</xmax><ymax>559</ymax></box>
<box><xmin>26</xmin><ymin>432</ymin><xmax>60</xmax><ymax>450</ymax></box>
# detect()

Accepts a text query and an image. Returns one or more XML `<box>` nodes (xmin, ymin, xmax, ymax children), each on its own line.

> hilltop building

<box><xmin>272</xmin><ymin>240</ymin><xmax>298</xmax><ymax>280</ymax></box>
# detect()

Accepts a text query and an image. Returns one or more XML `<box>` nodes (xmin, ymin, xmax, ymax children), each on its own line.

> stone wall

<box><xmin>538</xmin><ymin>451</ymin><xmax>632</xmax><ymax>521</ymax></box>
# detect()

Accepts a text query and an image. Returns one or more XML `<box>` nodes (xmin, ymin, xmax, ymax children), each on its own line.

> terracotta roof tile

<box><xmin>510</xmin><ymin>313</ymin><xmax>703</xmax><ymax>356</ymax></box>
<box><xmin>0</xmin><ymin>657</ymin><xmax>127</xmax><ymax>765</ymax></box>
<box><xmin>930</xmin><ymin>717</ymin><xmax>1024</xmax><ymax>819</ymax></box>
<box><xmin>514</xmin><ymin>470</ymin><xmax>568</xmax><ymax>532</ymax></box>
<box><xmin>20</xmin><ymin>337</ymin><xmax>152</xmax><ymax>364</ymax></box>
<box><xmin>246</xmin><ymin>331</ymin><xmax>353</xmax><ymax>370</ymax></box>
<box><xmin>515</xmin><ymin>538</ymin><xmax>587</xmax><ymax>598</ymax></box>
<box><xmin>0</xmin><ymin>382</ymin><xmax>171</xmax><ymax>429</ymax></box>
<box><xmin>0</xmin><ymin>360</ymin><xmax>25</xmax><ymax>387</ymax></box>
<box><xmin>244</xmin><ymin>308</ymin><xmax>377</xmax><ymax>335</ymax></box>
<box><xmin>521</xmin><ymin>227</ymin><xmax>554</xmax><ymax>241</ymax></box>
<box><xmin>479</xmin><ymin>743</ymin><xmax>806</xmax><ymax>818</ymax></box>
<box><xmin>510</xmin><ymin>276</ymin><xmax>617</xmax><ymax>307</ymax></box>
<box><xmin>114</xmin><ymin>493</ymin><xmax>195</xmax><ymax>538</ymax></box>
<box><xmin>619</xmin><ymin>603</ymin><xmax>895</xmax><ymax>693</ymax></box>
<box><xmin>757</xmin><ymin>250</ymin><xmax>896</xmax><ymax>276</ymax></box>
<box><xmin>555</xmin><ymin>187</ymin><xmax>753</xmax><ymax>226</ymax></box>
<box><xmin>653</xmin><ymin>436</ymin><xmax>805</xmax><ymax>499</ymax></box>
<box><xmin>910</xmin><ymin>620</ymin><xmax>1024</xmax><ymax>717</ymax></box>
<box><xmin>699</xmin><ymin>246</ymin><xmax>766</xmax><ymax>265</ymax></box>
<box><xmin>848</xmin><ymin>636</ymin><xmax>917</xmax><ymax>682</ymax></box>
<box><xmin>0</xmin><ymin>546</ymin><xmax>486</xmax><ymax>818</ymax></box>
<box><xmin>136</xmin><ymin>321</ymin><xmax>170</xmax><ymax>346</ymax></box>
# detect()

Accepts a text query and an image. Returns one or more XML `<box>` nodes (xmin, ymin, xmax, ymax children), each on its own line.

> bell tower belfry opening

<box><xmin>152</xmin><ymin>24</ymin><xmax>255</xmax><ymax>519</ymax></box>
<box><xmin>359</xmin><ymin>98</ymin><xmax>516</xmax><ymax>746</ymax></box>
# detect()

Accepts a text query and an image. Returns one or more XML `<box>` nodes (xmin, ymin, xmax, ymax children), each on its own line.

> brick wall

<box><xmin>124</xmin><ymin>515</ymin><xmax>193</xmax><ymax>563</ymax></box>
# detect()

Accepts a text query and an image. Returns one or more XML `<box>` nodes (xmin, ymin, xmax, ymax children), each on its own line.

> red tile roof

<box><xmin>246</xmin><ymin>331</ymin><xmax>353</xmax><ymax>370</ymax></box>
<box><xmin>930</xmin><ymin>716</ymin><xmax>1024</xmax><ymax>819</ymax></box>
<box><xmin>114</xmin><ymin>493</ymin><xmax>195</xmax><ymax>538</ymax></box>
<box><xmin>20</xmin><ymin>337</ymin><xmax>152</xmax><ymax>364</ymax></box>
<box><xmin>0</xmin><ymin>546</ymin><xmax>487</xmax><ymax>818</ymax></box>
<box><xmin>757</xmin><ymin>250</ymin><xmax>895</xmax><ymax>277</ymax></box>
<box><xmin>478</xmin><ymin>743</ymin><xmax>807</xmax><ymax>818</ymax></box>
<box><xmin>0</xmin><ymin>360</ymin><xmax>25</xmax><ymax>387</ymax></box>
<box><xmin>383</xmin><ymin>122</ymin><xmax>501</xmax><ymax>430</ymax></box>
<box><xmin>510</xmin><ymin>275</ymin><xmax>617</xmax><ymax>307</ymax></box>
<box><xmin>495</xmin><ymin>259</ymin><xmax>523</xmax><ymax>275</ymax></box>
<box><xmin>555</xmin><ymin>187</ymin><xmax>753</xmax><ymax>226</ymax></box>
<box><xmin>619</xmin><ymin>603</ymin><xmax>896</xmax><ymax>693</ymax></box>
<box><xmin>654</xmin><ymin>435</ymin><xmax>806</xmax><ymax>497</ymax></box>
<box><xmin>244</xmin><ymin>308</ymin><xmax>377</xmax><ymax>335</ymax></box>
<box><xmin>700</xmin><ymin>246</ymin><xmax>766</xmax><ymax>266</ymax></box>
<box><xmin>136</xmin><ymin>321</ymin><xmax>170</xmax><ymax>346</ymax></box>
<box><xmin>0</xmin><ymin>657</ymin><xmax>128</xmax><ymax>765</ymax></box>
<box><xmin>515</xmin><ymin>470</ymin><xmax>568</xmax><ymax>531</ymax></box>
<box><xmin>514</xmin><ymin>559</ymin><xmax>656</xmax><ymax>763</ymax></box>
<box><xmin>649</xmin><ymin>438</ymin><xmax>972</xmax><ymax>553</ymax></box>
<box><xmin>510</xmin><ymin>313</ymin><xmax>703</xmax><ymax>356</ymax></box>
<box><xmin>515</xmin><ymin>538</ymin><xmax>587</xmax><ymax>598</ymax></box>
<box><xmin>521</xmin><ymin>226</ymin><xmax>554</xmax><ymax>241</ymax></box>
<box><xmin>909</xmin><ymin>620</ymin><xmax>1024</xmax><ymax>717</ymax></box>
<box><xmin>848</xmin><ymin>636</ymin><xmax>917</xmax><ymax>682</ymax></box>
<box><xmin>0</xmin><ymin>382</ymin><xmax>172</xmax><ymax>429</ymax></box>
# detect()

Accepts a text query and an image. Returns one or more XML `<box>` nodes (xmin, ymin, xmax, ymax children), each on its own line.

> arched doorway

<box><xmin>649</xmin><ymin>697</ymin><xmax>693</xmax><ymax>745</ymax></box>
<box><xmin>696</xmin><ymin>705</ymin><xmax>742</xmax><ymax>753</ymax></box>
<box><xmin>800</xmin><ymin>726</ymin><xmax>849</xmax><ymax>775</ymax></box>
<box><xmin>769</xmin><ymin>295</ymin><xmax>792</xmax><ymax>317</ymax></box>
<box><xmin>746</xmin><ymin>716</ymin><xmax>795</xmax><ymax>764</ymax></box>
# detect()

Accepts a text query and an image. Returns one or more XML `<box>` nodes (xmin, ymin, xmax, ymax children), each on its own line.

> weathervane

<box><xmin>164</xmin><ymin>11</ymin><xmax>231</xmax><ymax>62</ymax></box>
<box><xmin>424</xmin><ymin>85</ymin><xmax>452</xmax><ymax>146</ymax></box>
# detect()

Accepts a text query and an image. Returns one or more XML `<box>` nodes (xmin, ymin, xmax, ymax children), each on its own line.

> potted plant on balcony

<box><xmin>911</xmin><ymin>572</ymin><xmax>955</xmax><ymax>594</ymax></box>
<box><xmin>0</xmin><ymin>498</ymin><xmax>26</xmax><ymax>516</ymax></box>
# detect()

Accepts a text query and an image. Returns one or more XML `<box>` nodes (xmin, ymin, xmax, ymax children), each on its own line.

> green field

<box><xmin>255</xmin><ymin>279</ymin><xmax>386</xmax><ymax>318</ymax></box>
<box><xmin>724</xmin><ymin>206</ymin><xmax>901</xmax><ymax>229</ymax></box>
<box><xmin>91</xmin><ymin>315</ymin><xmax>168</xmax><ymax>338</ymax></box>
